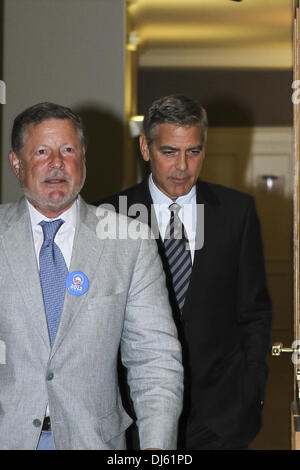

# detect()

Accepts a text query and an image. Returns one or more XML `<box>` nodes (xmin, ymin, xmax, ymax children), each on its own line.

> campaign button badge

<box><xmin>66</xmin><ymin>271</ymin><xmax>89</xmax><ymax>296</ymax></box>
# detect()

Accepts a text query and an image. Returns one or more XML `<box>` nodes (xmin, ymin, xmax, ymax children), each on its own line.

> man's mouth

<box><xmin>44</xmin><ymin>174</ymin><xmax>67</xmax><ymax>184</ymax></box>
<box><xmin>171</xmin><ymin>176</ymin><xmax>188</xmax><ymax>183</ymax></box>
<box><xmin>44</xmin><ymin>179</ymin><xmax>65</xmax><ymax>184</ymax></box>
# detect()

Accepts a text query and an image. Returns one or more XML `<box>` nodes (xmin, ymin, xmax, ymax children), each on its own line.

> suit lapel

<box><xmin>51</xmin><ymin>198</ymin><xmax>105</xmax><ymax>357</ymax></box>
<box><xmin>1</xmin><ymin>198</ymin><xmax>50</xmax><ymax>348</ymax></box>
<box><xmin>129</xmin><ymin>180</ymin><xmax>154</xmax><ymax>223</ymax></box>
<box><xmin>133</xmin><ymin>181</ymin><xmax>182</xmax><ymax>320</ymax></box>
<box><xmin>188</xmin><ymin>181</ymin><xmax>206</xmax><ymax>271</ymax></box>
<box><xmin>134</xmin><ymin>179</ymin><xmax>163</xmax><ymax>247</ymax></box>
<box><xmin>1</xmin><ymin>197</ymin><xmax>106</xmax><ymax>354</ymax></box>
<box><xmin>182</xmin><ymin>181</ymin><xmax>219</xmax><ymax>317</ymax></box>
<box><xmin>181</xmin><ymin>182</ymin><xmax>205</xmax><ymax>315</ymax></box>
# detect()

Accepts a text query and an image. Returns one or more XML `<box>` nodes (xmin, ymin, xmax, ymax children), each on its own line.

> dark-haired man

<box><xmin>0</xmin><ymin>102</ymin><xmax>183</xmax><ymax>450</ymax></box>
<box><xmin>97</xmin><ymin>94</ymin><xmax>272</xmax><ymax>450</ymax></box>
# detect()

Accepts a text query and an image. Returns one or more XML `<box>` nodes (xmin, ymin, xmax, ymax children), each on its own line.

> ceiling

<box><xmin>127</xmin><ymin>0</ymin><xmax>293</xmax><ymax>69</ymax></box>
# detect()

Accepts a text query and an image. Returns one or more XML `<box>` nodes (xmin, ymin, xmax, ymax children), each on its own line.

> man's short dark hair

<box><xmin>11</xmin><ymin>102</ymin><xmax>87</xmax><ymax>156</ymax></box>
<box><xmin>143</xmin><ymin>94</ymin><xmax>208</xmax><ymax>148</ymax></box>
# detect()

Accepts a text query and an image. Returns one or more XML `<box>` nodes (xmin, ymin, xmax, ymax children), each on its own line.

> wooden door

<box><xmin>291</xmin><ymin>0</ymin><xmax>300</xmax><ymax>450</ymax></box>
<box><xmin>271</xmin><ymin>0</ymin><xmax>300</xmax><ymax>450</ymax></box>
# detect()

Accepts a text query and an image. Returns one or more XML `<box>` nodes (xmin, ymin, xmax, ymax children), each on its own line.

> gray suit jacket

<box><xmin>0</xmin><ymin>197</ymin><xmax>183</xmax><ymax>450</ymax></box>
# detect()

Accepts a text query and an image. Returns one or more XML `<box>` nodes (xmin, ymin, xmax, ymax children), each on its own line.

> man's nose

<box><xmin>49</xmin><ymin>150</ymin><xmax>64</xmax><ymax>168</ymax></box>
<box><xmin>176</xmin><ymin>152</ymin><xmax>188</xmax><ymax>171</ymax></box>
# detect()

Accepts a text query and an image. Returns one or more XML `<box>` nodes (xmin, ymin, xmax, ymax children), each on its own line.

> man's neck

<box><xmin>26</xmin><ymin>197</ymin><xmax>77</xmax><ymax>220</ymax></box>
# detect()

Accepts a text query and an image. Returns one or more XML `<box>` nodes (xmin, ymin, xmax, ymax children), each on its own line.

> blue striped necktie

<box><xmin>39</xmin><ymin>219</ymin><xmax>68</xmax><ymax>346</ymax></box>
<box><xmin>164</xmin><ymin>203</ymin><xmax>192</xmax><ymax>311</ymax></box>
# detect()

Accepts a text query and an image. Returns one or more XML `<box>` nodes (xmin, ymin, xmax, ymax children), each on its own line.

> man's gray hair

<box><xmin>143</xmin><ymin>94</ymin><xmax>208</xmax><ymax>148</ymax></box>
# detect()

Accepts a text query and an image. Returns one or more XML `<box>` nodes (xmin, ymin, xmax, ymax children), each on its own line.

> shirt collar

<box><xmin>26</xmin><ymin>198</ymin><xmax>78</xmax><ymax>230</ymax></box>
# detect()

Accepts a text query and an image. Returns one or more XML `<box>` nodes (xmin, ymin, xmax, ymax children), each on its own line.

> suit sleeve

<box><xmin>236</xmin><ymin>197</ymin><xmax>272</xmax><ymax>403</ymax></box>
<box><xmin>120</xmin><ymin>232</ymin><xmax>184</xmax><ymax>450</ymax></box>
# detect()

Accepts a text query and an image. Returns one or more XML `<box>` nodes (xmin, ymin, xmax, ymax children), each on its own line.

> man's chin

<box><xmin>170</xmin><ymin>186</ymin><xmax>192</xmax><ymax>199</ymax></box>
<box><xmin>25</xmin><ymin>191</ymin><xmax>78</xmax><ymax>217</ymax></box>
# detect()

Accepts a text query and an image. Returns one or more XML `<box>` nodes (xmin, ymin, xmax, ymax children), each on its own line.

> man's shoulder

<box><xmin>93</xmin><ymin>181</ymin><xmax>148</xmax><ymax>210</ymax></box>
<box><xmin>198</xmin><ymin>180</ymin><xmax>254</xmax><ymax>208</ymax></box>
<box><xmin>0</xmin><ymin>199</ymin><xmax>27</xmax><ymax>237</ymax></box>
<box><xmin>86</xmin><ymin>197</ymin><xmax>153</xmax><ymax>241</ymax></box>
<box><xmin>0</xmin><ymin>199</ymin><xmax>24</xmax><ymax>220</ymax></box>
<box><xmin>0</xmin><ymin>201</ymin><xmax>17</xmax><ymax>215</ymax></box>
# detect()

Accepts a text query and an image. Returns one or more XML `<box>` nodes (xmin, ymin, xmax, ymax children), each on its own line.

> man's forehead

<box><xmin>26</xmin><ymin>118</ymin><xmax>76</xmax><ymax>133</ymax></box>
<box><xmin>153</xmin><ymin>123</ymin><xmax>203</xmax><ymax>143</ymax></box>
<box><xmin>22</xmin><ymin>118</ymin><xmax>80</xmax><ymax>144</ymax></box>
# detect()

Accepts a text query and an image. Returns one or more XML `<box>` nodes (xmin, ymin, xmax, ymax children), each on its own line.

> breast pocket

<box><xmin>84</xmin><ymin>292</ymin><xmax>128</xmax><ymax>348</ymax></box>
<box><xmin>87</xmin><ymin>291</ymin><xmax>127</xmax><ymax>311</ymax></box>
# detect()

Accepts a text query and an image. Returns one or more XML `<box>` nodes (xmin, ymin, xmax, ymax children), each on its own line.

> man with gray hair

<box><xmin>98</xmin><ymin>94</ymin><xmax>272</xmax><ymax>450</ymax></box>
<box><xmin>0</xmin><ymin>101</ymin><xmax>183</xmax><ymax>450</ymax></box>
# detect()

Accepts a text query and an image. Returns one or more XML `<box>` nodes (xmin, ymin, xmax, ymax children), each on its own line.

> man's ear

<box><xmin>9</xmin><ymin>151</ymin><xmax>21</xmax><ymax>178</ymax></box>
<box><xmin>139</xmin><ymin>134</ymin><xmax>150</xmax><ymax>162</ymax></box>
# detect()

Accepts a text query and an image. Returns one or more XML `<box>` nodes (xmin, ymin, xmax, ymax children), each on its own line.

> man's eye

<box><xmin>37</xmin><ymin>149</ymin><xmax>46</xmax><ymax>155</ymax></box>
<box><xmin>188</xmin><ymin>149</ymin><xmax>201</xmax><ymax>156</ymax></box>
<box><xmin>63</xmin><ymin>147</ymin><xmax>73</xmax><ymax>153</ymax></box>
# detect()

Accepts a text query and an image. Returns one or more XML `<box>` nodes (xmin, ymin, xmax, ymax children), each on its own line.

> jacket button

<box><xmin>46</xmin><ymin>371</ymin><xmax>54</xmax><ymax>381</ymax></box>
<box><xmin>33</xmin><ymin>419</ymin><xmax>42</xmax><ymax>427</ymax></box>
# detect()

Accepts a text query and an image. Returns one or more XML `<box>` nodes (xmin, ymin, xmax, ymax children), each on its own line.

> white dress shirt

<box><xmin>27</xmin><ymin>198</ymin><xmax>78</xmax><ymax>418</ymax></box>
<box><xmin>27</xmin><ymin>198</ymin><xmax>78</xmax><ymax>270</ymax></box>
<box><xmin>148</xmin><ymin>174</ymin><xmax>197</xmax><ymax>263</ymax></box>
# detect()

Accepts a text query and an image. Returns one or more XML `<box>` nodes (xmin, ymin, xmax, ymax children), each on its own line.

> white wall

<box><xmin>2</xmin><ymin>0</ymin><xmax>126</xmax><ymax>202</ymax></box>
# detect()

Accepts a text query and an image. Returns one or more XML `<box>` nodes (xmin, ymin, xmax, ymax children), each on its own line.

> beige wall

<box><xmin>1</xmin><ymin>0</ymin><xmax>126</xmax><ymax>203</ymax></box>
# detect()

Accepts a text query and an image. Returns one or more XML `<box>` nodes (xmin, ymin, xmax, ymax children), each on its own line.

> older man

<box><xmin>98</xmin><ymin>94</ymin><xmax>272</xmax><ymax>450</ymax></box>
<box><xmin>0</xmin><ymin>102</ymin><xmax>183</xmax><ymax>450</ymax></box>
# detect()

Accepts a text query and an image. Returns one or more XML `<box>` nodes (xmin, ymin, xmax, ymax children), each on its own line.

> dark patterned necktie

<box><xmin>163</xmin><ymin>203</ymin><xmax>192</xmax><ymax>311</ymax></box>
<box><xmin>39</xmin><ymin>219</ymin><xmax>68</xmax><ymax>346</ymax></box>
